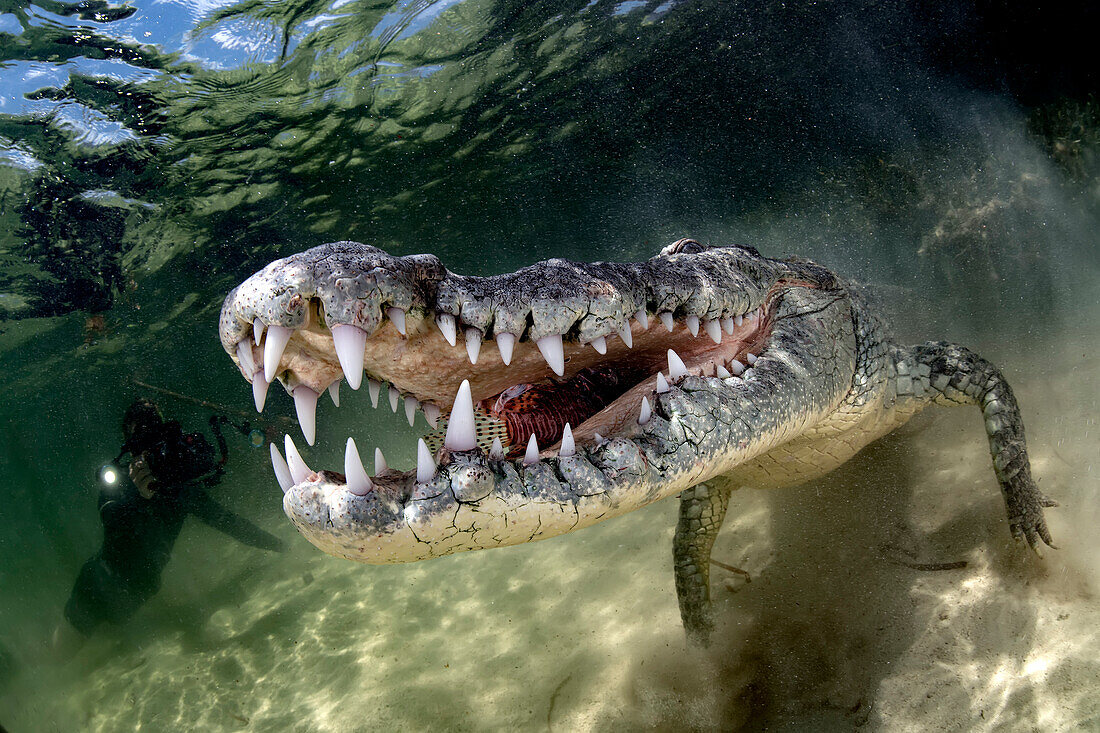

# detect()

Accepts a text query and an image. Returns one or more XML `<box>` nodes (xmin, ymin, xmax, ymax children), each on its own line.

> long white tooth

<box><xmin>331</xmin><ymin>324</ymin><xmax>366</xmax><ymax>390</ymax></box>
<box><xmin>593</xmin><ymin>432</ymin><xmax>605</xmax><ymax>443</ymax></box>
<box><xmin>735</xmin><ymin>314</ymin><xmax>744</xmax><ymax>326</ymax></box>
<box><xmin>416</xmin><ymin>438</ymin><xmax>435</xmax><ymax>483</ymax></box>
<box><xmin>656</xmin><ymin>372</ymin><xmax>670</xmax><ymax>393</ymax></box>
<box><xmin>616</xmin><ymin>323</ymin><xmax>633</xmax><ymax>349</ymax></box>
<box><xmin>721</xmin><ymin>316</ymin><xmax>735</xmax><ymax>335</ymax></box>
<box><xmin>523</xmin><ymin>433</ymin><xmax>539</xmax><ymax>465</ymax></box>
<box><xmin>344</xmin><ymin>438</ymin><xmax>372</xmax><ymax>496</ymax></box>
<box><xmin>638</xmin><ymin>396</ymin><xmax>651</xmax><ymax>425</ymax></box>
<box><xmin>685</xmin><ymin>315</ymin><xmax>700</xmax><ymax>337</ymax></box>
<box><xmin>437</xmin><ymin>314</ymin><xmax>457</xmax><ymax>346</ymax></box>
<box><xmin>237</xmin><ymin>341</ymin><xmax>256</xmax><ymax>376</ymax></box>
<box><xmin>489</xmin><ymin>437</ymin><xmax>505</xmax><ymax>460</ymax></box>
<box><xmin>667</xmin><ymin>349</ymin><xmax>689</xmax><ymax>380</ymax></box>
<box><xmin>293</xmin><ymin>386</ymin><xmax>319</xmax><ymax>446</ymax></box>
<box><xmin>253</xmin><ymin>372</ymin><xmax>270</xmax><ymax>412</ymax></box>
<box><xmin>374</xmin><ymin>448</ymin><xmax>388</xmax><ymax>473</ymax></box>
<box><xmin>388</xmin><ymin>385</ymin><xmax>400</xmax><ymax>412</ymax></box>
<box><xmin>716</xmin><ymin>364</ymin><xmax>732</xmax><ymax>378</ymax></box>
<box><xmin>404</xmin><ymin>396</ymin><xmax>418</xmax><ymax>426</ymax></box>
<box><xmin>747</xmin><ymin>309</ymin><xmax>757</xmax><ymax>321</ymax></box>
<box><xmin>465</xmin><ymin>328</ymin><xmax>482</xmax><ymax>364</ymax></box>
<box><xmin>535</xmin><ymin>334</ymin><xmax>565</xmax><ymax>376</ymax></box>
<box><xmin>704</xmin><ymin>319</ymin><xmax>722</xmax><ymax>344</ymax></box>
<box><xmin>387</xmin><ymin>307</ymin><xmax>406</xmax><ymax>336</ymax></box>
<box><xmin>269</xmin><ymin>443</ymin><xmax>292</xmax><ymax>493</ymax></box>
<box><xmin>423</xmin><ymin>403</ymin><xmax>440</xmax><ymax>428</ymax></box>
<box><xmin>328</xmin><ymin>381</ymin><xmax>340</xmax><ymax>407</ymax></box>
<box><xmin>368</xmin><ymin>379</ymin><xmax>381</xmax><ymax>408</ymax></box>
<box><xmin>444</xmin><ymin>380</ymin><xmax>477</xmax><ymax>451</ymax></box>
<box><xmin>495</xmin><ymin>332</ymin><xmax>515</xmax><ymax>365</ymax></box>
<box><xmin>729</xmin><ymin>359</ymin><xmax>745</xmax><ymax>376</ymax></box>
<box><xmin>634</xmin><ymin>309</ymin><xmax>649</xmax><ymax>330</ymax></box>
<box><xmin>253</xmin><ymin>317</ymin><xmax>265</xmax><ymax>345</ymax></box>
<box><xmin>746</xmin><ymin>352</ymin><xmax>758</xmax><ymax>365</ymax></box>
<box><xmin>284</xmin><ymin>434</ymin><xmax>311</xmax><ymax>484</ymax></box>
<box><xmin>589</xmin><ymin>336</ymin><xmax>607</xmax><ymax>355</ymax></box>
<box><xmin>263</xmin><ymin>325</ymin><xmax>293</xmax><ymax>382</ymax></box>
<box><xmin>559</xmin><ymin>423</ymin><xmax>575</xmax><ymax>458</ymax></box>
<box><xmin>659</xmin><ymin>312</ymin><xmax>675</xmax><ymax>332</ymax></box>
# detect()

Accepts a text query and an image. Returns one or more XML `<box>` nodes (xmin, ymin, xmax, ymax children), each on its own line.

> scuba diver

<box><xmin>60</xmin><ymin>398</ymin><xmax>284</xmax><ymax>640</ymax></box>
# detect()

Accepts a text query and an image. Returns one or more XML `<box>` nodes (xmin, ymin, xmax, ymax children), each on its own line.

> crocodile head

<box><xmin>219</xmin><ymin>239</ymin><xmax>856</xmax><ymax>563</ymax></box>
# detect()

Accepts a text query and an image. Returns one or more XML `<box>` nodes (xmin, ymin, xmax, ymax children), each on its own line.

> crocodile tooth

<box><xmin>465</xmin><ymin>328</ymin><xmax>482</xmax><ymax>365</ymax></box>
<box><xmin>593</xmin><ymin>432</ymin><xmax>605</xmax><ymax>443</ymax></box>
<box><xmin>616</xmin><ymin>323</ymin><xmax>633</xmax><ymax>349</ymax></box>
<box><xmin>685</xmin><ymin>315</ymin><xmax>700</xmax><ymax>337</ymax></box>
<box><xmin>388</xmin><ymin>385</ymin><xmax>400</xmax><ymax>412</ymax></box>
<box><xmin>495</xmin><ymin>332</ymin><xmax>515</xmax><ymax>365</ymax></box>
<box><xmin>489</xmin><ymin>437</ymin><xmax>505</xmax><ymax>460</ymax></box>
<box><xmin>423</xmin><ymin>402</ymin><xmax>440</xmax><ymax>428</ymax></box>
<box><xmin>589</xmin><ymin>336</ymin><xmax>607</xmax><ymax>355</ymax></box>
<box><xmin>269</xmin><ymin>443</ymin><xmax>292</xmax><ymax>493</ymax></box>
<box><xmin>704</xmin><ymin>319</ymin><xmax>722</xmax><ymax>343</ymax></box>
<box><xmin>746</xmin><ymin>352</ymin><xmax>758</xmax><ymax>364</ymax></box>
<box><xmin>559</xmin><ymin>423</ymin><xmax>575</xmax><ymax>458</ymax></box>
<box><xmin>721</xmin><ymin>316</ymin><xmax>735</xmax><ymax>335</ymax></box>
<box><xmin>667</xmin><ymin>349</ymin><xmax>689</xmax><ymax>380</ymax></box>
<box><xmin>536</xmin><ymin>334</ymin><xmax>565</xmax><ymax>376</ymax></box>
<box><xmin>716</xmin><ymin>364</ymin><xmax>732</xmax><ymax>378</ymax></box>
<box><xmin>331</xmin><ymin>324</ymin><xmax>366</xmax><ymax>390</ymax></box>
<box><xmin>437</xmin><ymin>314</ymin><xmax>457</xmax><ymax>346</ymax></box>
<box><xmin>416</xmin><ymin>438</ymin><xmax>435</xmax><ymax>483</ymax></box>
<box><xmin>236</xmin><ymin>341</ymin><xmax>255</xmax><ymax>376</ymax></box>
<box><xmin>263</xmin><ymin>325</ymin><xmax>293</xmax><ymax>382</ymax></box>
<box><xmin>374</xmin><ymin>447</ymin><xmax>388</xmax><ymax>473</ymax></box>
<box><xmin>404</xmin><ymin>396</ymin><xmax>418</xmax><ymax>426</ymax></box>
<box><xmin>284</xmin><ymin>434</ymin><xmax>311</xmax><ymax>484</ymax></box>
<box><xmin>344</xmin><ymin>438</ymin><xmax>372</xmax><ymax>496</ymax></box>
<box><xmin>656</xmin><ymin>372</ymin><xmax>670</xmax><ymax>393</ymax></box>
<box><xmin>387</xmin><ymin>307</ymin><xmax>406</xmax><ymax>336</ymax></box>
<box><xmin>659</xmin><ymin>312</ymin><xmax>675</xmax><ymax>332</ymax></box>
<box><xmin>253</xmin><ymin>317</ymin><xmax>265</xmax><ymax>345</ymax></box>
<box><xmin>253</xmin><ymin>372</ymin><xmax>270</xmax><ymax>412</ymax></box>
<box><xmin>368</xmin><ymin>379</ymin><xmax>381</xmax><ymax>408</ymax></box>
<box><xmin>735</xmin><ymin>314</ymin><xmax>743</xmax><ymax>326</ymax></box>
<box><xmin>747</xmin><ymin>309</ymin><xmax>758</xmax><ymax>321</ymax></box>
<box><xmin>523</xmin><ymin>434</ymin><xmax>540</xmax><ymax>465</ymax></box>
<box><xmin>445</xmin><ymin>380</ymin><xmax>477</xmax><ymax>451</ymax></box>
<box><xmin>728</xmin><ymin>359</ymin><xmax>745</xmax><ymax>376</ymax></box>
<box><xmin>293</xmin><ymin>386</ymin><xmax>319</xmax><ymax>445</ymax></box>
<box><xmin>634</xmin><ymin>309</ymin><xmax>649</xmax><ymax>329</ymax></box>
<box><xmin>328</xmin><ymin>381</ymin><xmax>340</xmax><ymax>407</ymax></box>
<box><xmin>638</xmin><ymin>396</ymin><xmax>651</xmax><ymax>425</ymax></box>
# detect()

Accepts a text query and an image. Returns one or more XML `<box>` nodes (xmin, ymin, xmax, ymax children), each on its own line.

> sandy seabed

<box><xmin>4</xmin><ymin>331</ymin><xmax>1098</xmax><ymax>733</ymax></box>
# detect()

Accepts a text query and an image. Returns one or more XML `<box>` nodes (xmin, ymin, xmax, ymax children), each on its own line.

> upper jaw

<box><xmin>219</xmin><ymin>239</ymin><xmax>783</xmax><ymax>406</ymax></box>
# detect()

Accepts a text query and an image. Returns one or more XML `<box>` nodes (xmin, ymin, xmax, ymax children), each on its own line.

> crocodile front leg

<box><xmin>897</xmin><ymin>341</ymin><xmax>1057</xmax><ymax>551</ymax></box>
<box><xmin>673</xmin><ymin>481</ymin><xmax>733</xmax><ymax>645</ymax></box>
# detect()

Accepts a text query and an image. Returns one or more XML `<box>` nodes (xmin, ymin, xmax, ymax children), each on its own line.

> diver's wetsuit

<box><xmin>64</xmin><ymin>421</ymin><xmax>282</xmax><ymax>635</ymax></box>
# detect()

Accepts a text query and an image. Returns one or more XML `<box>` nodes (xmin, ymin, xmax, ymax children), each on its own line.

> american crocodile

<box><xmin>219</xmin><ymin>238</ymin><xmax>1055</xmax><ymax>642</ymax></box>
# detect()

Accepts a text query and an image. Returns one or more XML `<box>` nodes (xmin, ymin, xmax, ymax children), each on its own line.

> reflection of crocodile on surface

<box><xmin>219</xmin><ymin>238</ymin><xmax>1056</xmax><ymax>643</ymax></box>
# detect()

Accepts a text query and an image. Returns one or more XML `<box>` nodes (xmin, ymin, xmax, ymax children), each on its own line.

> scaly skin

<box><xmin>219</xmin><ymin>239</ymin><xmax>1055</xmax><ymax>643</ymax></box>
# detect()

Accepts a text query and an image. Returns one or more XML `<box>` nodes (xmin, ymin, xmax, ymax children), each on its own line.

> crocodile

<box><xmin>218</xmin><ymin>238</ymin><xmax>1056</xmax><ymax>643</ymax></box>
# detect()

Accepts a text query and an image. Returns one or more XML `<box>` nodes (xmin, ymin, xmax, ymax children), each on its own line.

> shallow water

<box><xmin>1</xmin><ymin>1</ymin><xmax>1098</xmax><ymax>730</ymax></box>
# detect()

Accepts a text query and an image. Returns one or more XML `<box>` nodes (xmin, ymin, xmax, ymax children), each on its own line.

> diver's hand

<box><xmin>129</xmin><ymin>455</ymin><xmax>157</xmax><ymax>498</ymax></box>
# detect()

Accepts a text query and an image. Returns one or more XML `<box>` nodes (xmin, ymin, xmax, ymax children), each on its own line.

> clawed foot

<box><xmin>1005</xmin><ymin>476</ymin><xmax>1057</xmax><ymax>555</ymax></box>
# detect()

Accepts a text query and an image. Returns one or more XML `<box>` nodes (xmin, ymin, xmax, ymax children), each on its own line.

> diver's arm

<box><xmin>188</xmin><ymin>491</ymin><xmax>285</xmax><ymax>552</ymax></box>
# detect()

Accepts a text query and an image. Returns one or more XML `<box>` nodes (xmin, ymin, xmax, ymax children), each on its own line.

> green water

<box><xmin>1</xmin><ymin>1</ymin><xmax>1098</xmax><ymax>730</ymax></box>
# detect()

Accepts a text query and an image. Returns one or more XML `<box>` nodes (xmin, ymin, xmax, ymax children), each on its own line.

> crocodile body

<box><xmin>219</xmin><ymin>239</ymin><xmax>1054</xmax><ymax>642</ymax></box>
